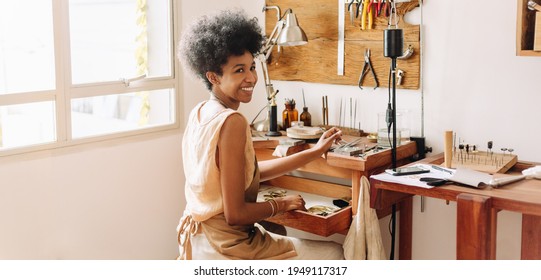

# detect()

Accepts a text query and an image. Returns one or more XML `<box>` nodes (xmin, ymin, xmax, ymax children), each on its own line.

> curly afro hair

<box><xmin>178</xmin><ymin>9</ymin><xmax>264</xmax><ymax>91</ymax></box>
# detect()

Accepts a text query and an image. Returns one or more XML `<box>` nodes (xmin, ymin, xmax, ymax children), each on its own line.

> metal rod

<box><xmin>392</xmin><ymin>57</ymin><xmax>397</xmax><ymax>169</ymax></box>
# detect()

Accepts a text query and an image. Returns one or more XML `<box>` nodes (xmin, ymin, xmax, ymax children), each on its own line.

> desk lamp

<box><xmin>258</xmin><ymin>6</ymin><xmax>308</xmax><ymax>136</ymax></box>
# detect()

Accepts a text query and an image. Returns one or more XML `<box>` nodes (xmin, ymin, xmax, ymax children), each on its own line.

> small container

<box><xmin>377</xmin><ymin>111</ymin><xmax>410</xmax><ymax>147</ymax></box>
<box><xmin>282</xmin><ymin>99</ymin><xmax>298</xmax><ymax>129</ymax></box>
<box><xmin>291</xmin><ymin>121</ymin><xmax>304</xmax><ymax>128</ymax></box>
<box><xmin>299</xmin><ymin>107</ymin><xmax>312</xmax><ymax>126</ymax></box>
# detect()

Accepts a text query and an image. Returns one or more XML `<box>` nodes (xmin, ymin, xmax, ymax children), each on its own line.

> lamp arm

<box><xmin>257</xmin><ymin>53</ymin><xmax>275</xmax><ymax>101</ymax></box>
<box><xmin>262</xmin><ymin>21</ymin><xmax>285</xmax><ymax>61</ymax></box>
<box><xmin>263</xmin><ymin>21</ymin><xmax>282</xmax><ymax>52</ymax></box>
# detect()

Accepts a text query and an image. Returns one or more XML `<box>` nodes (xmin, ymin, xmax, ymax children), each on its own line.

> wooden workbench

<box><xmin>370</xmin><ymin>153</ymin><xmax>541</xmax><ymax>259</ymax></box>
<box><xmin>254</xmin><ymin>135</ymin><xmax>418</xmax><ymax>236</ymax></box>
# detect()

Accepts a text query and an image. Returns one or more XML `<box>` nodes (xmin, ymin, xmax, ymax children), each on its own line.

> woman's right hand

<box><xmin>275</xmin><ymin>195</ymin><xmax>307</xmax><ymax>213</ymax></box>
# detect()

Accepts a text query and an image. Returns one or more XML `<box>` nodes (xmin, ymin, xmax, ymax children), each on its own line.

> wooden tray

<box><xmin>446</xmin><ymin>151</ymin><xmax>518</xmax><ymax>174</ymax></box>
<box><xmin>260</xmin><ymin>175</ymin><xmax>352</xmax><ymax>237</ymax></box>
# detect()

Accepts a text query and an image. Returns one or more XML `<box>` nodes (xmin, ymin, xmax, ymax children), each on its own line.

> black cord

<box><xmin>386</xmin><ymin>61</ymin><xmax>393</xmax><ymax>148</ymax></box>
<box><xmin>390</xmin><ymin>204</ymin><xmax>396</xmax><ymax>260</ymax></box>
<box><xmin>387</xmin><ymin>59</ymin><xmax>397</xmax><ymax>261</ymax></box>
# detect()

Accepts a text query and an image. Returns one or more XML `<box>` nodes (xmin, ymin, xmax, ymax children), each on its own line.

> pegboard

<box><xmin>264</xmin><ymin>0</ymin><xmax>421</xmax><ymax>90</ymax></box>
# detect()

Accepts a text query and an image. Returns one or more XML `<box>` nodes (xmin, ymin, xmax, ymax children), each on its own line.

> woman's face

<box><xmin>212</xmin><ymin>51</ymin><xmax>257</xmax><ymax>105</ymax></box>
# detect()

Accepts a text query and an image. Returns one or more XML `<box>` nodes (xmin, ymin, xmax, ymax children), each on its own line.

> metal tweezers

<box><xmin>336</xmin><ymin>137</ymin><xmax>364</xmax><ymax>150</ymax></box>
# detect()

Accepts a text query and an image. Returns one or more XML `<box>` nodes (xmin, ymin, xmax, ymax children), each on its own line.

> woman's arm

<box><xmin>258</xmin><ymin>127</ymin><xmax>342</xmax><ymax>182</ymax></box>
<box><xmin>218</xmin><ymin>114</ymin><xmax>306</xmax><ymax>226</ymax></box>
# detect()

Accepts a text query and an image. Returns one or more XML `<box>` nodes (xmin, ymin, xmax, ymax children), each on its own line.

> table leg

<box><xmin>521</xmin><ymin>214</ymin><xmax>541</xmax><ymax>260</ymax></box>
<box><xmin>398</xmin><ymin>196</ymin><xmax>413</xmax><ymax>260</ymax></box>
<box><xmin>456</xmin><ymin>193</ymin><xmax>497</xmax><ymax>260</ymax></box>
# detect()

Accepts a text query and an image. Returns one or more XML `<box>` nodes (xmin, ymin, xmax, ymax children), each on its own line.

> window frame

<box><xmin>0</xmin><ymin>0</ymin><xmax>181</xmax><ymax>157</ymax></box>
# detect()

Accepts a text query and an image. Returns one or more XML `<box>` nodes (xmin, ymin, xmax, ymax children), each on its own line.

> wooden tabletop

<box><xmin>370</xmin><ymin>153</ymin><xmax>541</xmax><ymax>216</ymax></box>
<box><xmin>253</xmin><ymin>134</ymin><xmax>418</xmax><ymax>173</ymax></box>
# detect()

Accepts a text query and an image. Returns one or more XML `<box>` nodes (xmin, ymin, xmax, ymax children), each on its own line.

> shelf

<box><xmin>517</xmin><ymin>0</ymin><xmax>541</xmax><ymax>56</ymax></box>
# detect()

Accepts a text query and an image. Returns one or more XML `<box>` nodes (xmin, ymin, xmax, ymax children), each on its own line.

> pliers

<box><xmin>358</xmin><ymin>49</ymin><xmax>379</xmax><ymax>90</ymax></box>
<box><xmin>360</xmin><ymin>0</ymin><xmax>371</xmax><ymax>30</ymax></box>
<box><xmin>381</xmin><ymin>0</ymin><xmax>391</xmax><ymax>17</ymax></box>
<box><xmin>348</xmin><ymin>0</ymin><xmax>362</xmax><ymax>25</ymax></box>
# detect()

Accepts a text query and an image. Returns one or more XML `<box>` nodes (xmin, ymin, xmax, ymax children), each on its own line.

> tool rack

<box><xmin>264</xmin><ymin>0</ymin><xmax>422</xmax><ymax>89</ymax></box>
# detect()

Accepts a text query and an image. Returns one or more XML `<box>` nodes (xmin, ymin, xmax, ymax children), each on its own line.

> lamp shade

<box><xmin>277</xmin><ymin>12</ymin><xmax>308</xmax><ymax>46</ymax></box>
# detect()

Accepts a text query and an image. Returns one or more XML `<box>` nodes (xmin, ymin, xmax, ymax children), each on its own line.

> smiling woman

<box><xmin>176</xmin><ymin>8</ymin><xmax>344</xmax><ymax>260</ymax></box>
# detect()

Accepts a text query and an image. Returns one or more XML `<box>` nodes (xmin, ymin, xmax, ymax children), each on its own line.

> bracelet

<box><xmin>271</xmin><ymin>198</ymin><xmax>280</xmax><ymax>215</ymax></box>
<box><xmin>268</xmin><ymin>199</ymin><xmax>276</xmax><ymax>217</ymax></box>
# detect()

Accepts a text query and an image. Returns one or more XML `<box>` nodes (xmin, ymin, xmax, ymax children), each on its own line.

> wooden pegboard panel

<box><xmin>265</xmin><ymin>0</ymin><xmax>421</xmax><ymax>89</ymax></box>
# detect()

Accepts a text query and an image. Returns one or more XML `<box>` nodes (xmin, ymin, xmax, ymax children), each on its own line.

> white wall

<box><xmin>181</xmin><ymin>0</ymin><xmax>541</xmax><ymax>260</ymax></box>
<box><xmin>411</xmin><ymin>0</ymin><xmax>539</xmax><ymax>260</ymax></box>
<box><xmin>0</xmin><ymin>131</ymin><xmax>184</xmax><ymax>259</ymax></box>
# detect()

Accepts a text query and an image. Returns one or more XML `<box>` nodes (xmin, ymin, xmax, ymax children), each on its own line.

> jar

<box><xmin>299</xmin><ymin>107</ymin><xmax>312</xmax><ymax>127</ymax></box>
<box><xmin>282</xmin><ymin>102</ymin><xmax>298</xmax><ymax>129</ymax></box>
<box><xmin>377</xmin><ymin>111</ymin><xmax>410</xmax><ymax>147</ymax></box>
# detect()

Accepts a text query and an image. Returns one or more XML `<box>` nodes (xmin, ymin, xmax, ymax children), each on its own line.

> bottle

<box><xmin>282</xmin><ymin>108</ymin><xmax>290</xmax><ymax>129</ymax></box>
<box><xmin>299</xmin><ymin>107</ymin><xmax>311</xmax><ymax>126</ymax></box>
<box><xmin>282</xmin><ymin>99</ymin><xmax>298</xmax><ymax>129</ymax></box>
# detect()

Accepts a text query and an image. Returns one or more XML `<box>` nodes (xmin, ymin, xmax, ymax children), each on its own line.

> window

<box><xmin>0</xmin><ymin>0</ymin><xmax>178</xmax><ymax>154</ymax></box>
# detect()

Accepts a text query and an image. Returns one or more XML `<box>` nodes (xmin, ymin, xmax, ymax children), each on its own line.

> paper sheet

<box><xmin>448</xmin><ymin>167</ymin><xmax>493</xmax><ymax>188</ymax></box>
<box><xmin>370</xmin><ymin>164</ymin><xmax>454</xmax><ymax>189</ymax></box>
<box><xmin>371</xmin><ymin>164</ymin><xmax>494</xmax><ymax>189</ymax></box>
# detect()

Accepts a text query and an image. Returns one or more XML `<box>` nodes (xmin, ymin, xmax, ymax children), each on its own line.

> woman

<box><xmin>177</xmin><ymin>9</ymin><xmax>344</xmax><ymax>260</ymax></box>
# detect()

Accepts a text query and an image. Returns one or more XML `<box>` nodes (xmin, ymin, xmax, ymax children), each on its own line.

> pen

<box><xmin>431</xmin><ymin>165</ymin><xmax>454</xmax><ymax>174</ymax></box>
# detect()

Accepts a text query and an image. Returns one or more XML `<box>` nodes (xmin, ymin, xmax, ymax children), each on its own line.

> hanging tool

<box><xmin>348</xmin><ymin>0</ymin><xmax>362</xmax><ymax>26</ymax></box>
<box><xmin>360</xmin><ymin>0</ymin><xmax>370</xmax><ymax>30</ymax></box>
<box><xmin>368</xmin><ymin>1</ymin><xmax>374</xmax><ymax>29</ymax></box>
<box><xmin>358</xmin><ymin>49</ymin><xmax>379</xmax><ymax>90</ymax></box>
<box><xmin>382</xmin><ymin>0</ymin><xmax>391</xmax><ymax>17</ymax></box>
<box><xmin>396</xmin><ymin>69</ymin><xmax>404</xmax><ymax>85</ymax></box>
<box><xmin>348</xmin><ymin>1</ymin><xmax>356</xmax><ymax>25</ymax></box>
<box><xmin>376</xmin><ymin>0</ymin><xmax>383</xmax><ymax>17</ymax></box>
<box><xmin>398</xmin><ymin>45</ymin><xmax>414</xmax><ymax>60</ymax></box>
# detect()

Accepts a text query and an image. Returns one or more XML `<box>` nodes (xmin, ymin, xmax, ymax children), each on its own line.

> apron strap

<box><xmin>177</xmin><ymin>214</ymin><xmax>200</xmax><ymax>260</ymax></box>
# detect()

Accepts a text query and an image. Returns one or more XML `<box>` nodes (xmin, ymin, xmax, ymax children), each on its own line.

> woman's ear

<box><xmin>206</xmin><ymin>72</ymin><xmax>220</xmax><ymax>85</ymax></box>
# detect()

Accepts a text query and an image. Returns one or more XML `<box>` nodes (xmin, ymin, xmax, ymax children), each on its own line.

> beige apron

<box><xmin>177</xmin><ymin>165</ymin><xmax>296</xmax><ymax>260</ymax></box>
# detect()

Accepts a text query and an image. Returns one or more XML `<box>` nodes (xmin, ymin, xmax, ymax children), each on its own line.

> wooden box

<box><xmin>260</xmin><ymin>175</ymin><xmax>352</xmax><ymax>237</ymax></box>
